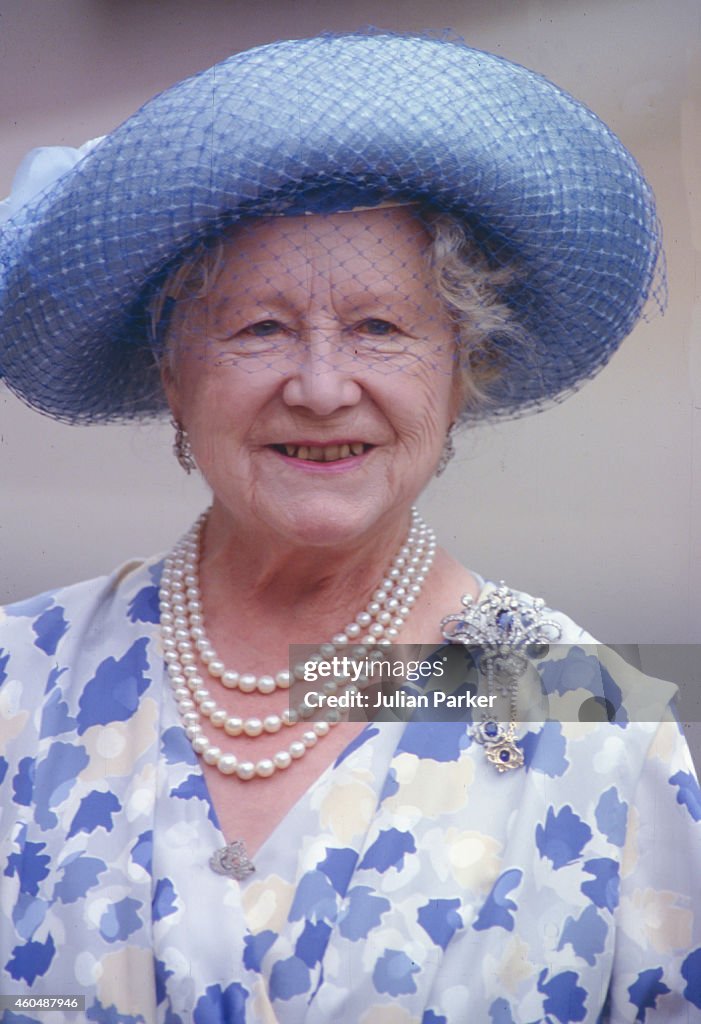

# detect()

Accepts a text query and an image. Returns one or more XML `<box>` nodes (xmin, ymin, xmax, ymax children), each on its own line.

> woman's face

<box><xmin>163</xmin><ymin>207</ymin><xmax>460</xmax><ymax>547</ymax></box>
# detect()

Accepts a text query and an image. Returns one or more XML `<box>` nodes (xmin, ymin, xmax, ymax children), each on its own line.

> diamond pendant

<box><xmin>210</xmin><ymin>840</ymin><xmax>255</xmax><ymax>880</ymax></box>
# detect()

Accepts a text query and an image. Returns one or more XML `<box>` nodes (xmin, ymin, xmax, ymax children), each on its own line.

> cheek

<box><xmin>387</xmin><ymin>365</ymin><xmax>453</xmax><ymax>450</ymax></box>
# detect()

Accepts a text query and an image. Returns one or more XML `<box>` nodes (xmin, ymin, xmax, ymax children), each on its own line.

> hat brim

<box><xmin>0</xmin><ymin>31</ymin><xmax>662</xmax><ymax>423</ymax></box>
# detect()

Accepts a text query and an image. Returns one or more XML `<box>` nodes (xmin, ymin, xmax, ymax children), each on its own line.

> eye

<box><xmin>245</xmin><ymin>319</ymin><xmax>286</xmax><ymax>337</ymax></box>
<box><xmin>355</xmin><ymin>318</ymin><xmax>398</xmax><ymax>336</ymax></box>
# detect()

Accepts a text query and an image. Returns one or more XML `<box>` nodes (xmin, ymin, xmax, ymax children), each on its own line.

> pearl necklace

<box><xmin>160</xmin><ymin>508</ymin><xmax>437</xmax><ymax>781</ymax></box>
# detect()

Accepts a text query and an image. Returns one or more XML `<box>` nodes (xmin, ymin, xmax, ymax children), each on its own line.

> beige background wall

<box><xmin>1</xmin><ymin>0</ymin><xmax>699</xmax><ymax>751</ymax></box>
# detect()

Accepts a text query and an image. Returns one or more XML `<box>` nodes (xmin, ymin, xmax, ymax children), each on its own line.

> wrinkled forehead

<box><xmin>211</xmin><ymin>206</ymin><xmax>432</xmax><ymax>293</ymax></box>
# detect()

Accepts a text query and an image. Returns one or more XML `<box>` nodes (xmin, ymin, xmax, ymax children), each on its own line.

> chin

<box><xmin>257</xmin><ymin>493</ymin><xmax>398</xmax><ymax>549</ymax></box>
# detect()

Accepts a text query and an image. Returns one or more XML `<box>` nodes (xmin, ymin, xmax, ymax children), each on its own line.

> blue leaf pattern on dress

<box><xmin>669</xmin><ymin>770</ymin><xmax>701</xmax><ymax>821</ymax></box>
<box><xmin>373</xmin><ymin>948</ymin><xmax>420</xmax><ymax>995</ymax></box>
<box><xmin>539</xmin><ymin>647</ymin><xmax>625</xmax><ymax>724</ymax></box>
<box><xmin>153</xmin><ymin>878</ymin><xmax>178</xmax><ymax>920</ymax></box>
<box><xmin>161</xmin><ymin>726</ymin><xmax>198</xmax><ymax>766</ymax></box>
<box><xmin>269</xmin><ymin>957</ymin><xmax>310</xmax><ymax>1001</ymax></box>
<box><xmin>243</xmin><ymin>930</ymin><xmax>276</xmax><ymax>972</ymax></box>
<box><xmin>130</xmin><ymin>830</ymin><xmax>153</xmax><ymax>874</ymax></box>
<box><xmin>99</xmin><ymin>897</ymin><xmax>143</xmax><ymax>942</ymax></box>
<box><xmin>192</xmin><ymin>983</ymin><xmax>248</xmax><ymax>1024</ymax></box>
<box><xmin>288</xmin><ymin>871</ymin><xmax>338</xmax><ymax>923</ymax></box>
<box><xmin>39</xmin><ymin>681</ymin><xmax>75</xmax><ymax>739</ymax></box>
<box><xmin>581</xmin><ymin>858</ymin><xmax>619</xmax><ymax>911</ymax></box>
<box><xmin>127</xmin><ymin>584</ymin><xmax>160</xmax><ymax>624</ymax></box>
<box><xmin>359</xmin><ymin>828</ymin><xmax>416</xmax><ymax>872</ymax></box>
<box><xmin>5</xmin><ymin>934</ymin><xmax>56</xmax><ymax>984</ymax></box>
<box><xmin>295</xmin><ymin>919</ymin><xmax>332</xmax><ymax>967</ymax></box>
<box><xmin>537</xmin><ymin>969</ymin><xmax>587</xmax><ymax>1022</ymax></box>
<box><xmin>681</xmin><ymin>948</ymin><xmax>701</xmax><ymax>1008</ymax></box>
<box><xmin>67</xmin><ymin>790</ymin><xmax>121</xmax><ymax>838</ymax></box>
<box><xmin>397</xmin><ymin>721</ymin><xmax>469</xmax><ymax>760</ymax></box>
<box><xmin>558</xmin><ymin>904</ymin><xmax>607</xmax><ymax>966</ymax></box>
<box><xmin>32</xmin><ymin>606</ymin><xmax>68</xmax><ymax>655</ymax></box>
<box><xmin>627</xmin><ymin>967</ymin><xmax>670</xmax><ymax>1021</ymax></box>
<box><xmin>594</xmin><ymin>786</ymin><xmax>628</xmax><ymax>846</ymax></box>
<box><xmin>417</xmin><ymin>898</ymin><xmax>462</xmax><ymax>948</ymax></box>
<box><xmin>53</xmin><ymin>854</ymin><xmax>106</xmax><ymax>903</ymax></box>
<box><xmin>317</xmin><ymin>846</ymin><xmax>358</xmax><ymax>894</ymax></box>
<box><xmin>12</xmin><ymin>756</ymin><xmax>35</xmax><ymax>806</ymax></box>
<box><xmin>338</xmin><ymin>885</ymin><xmax>390</xmax><ymax>940</ymax></box>
<box><xmin>76</xmin><ymin>638</ymin><xmax>150</xmax><ymax>734</ymax></box>
<box><xmin>34</xmin><ymin>741</ymin><xmax>88</xmax><ymax>829</ymax></box>
<box><xmin>4</xmin><ymin>840</ymin><xmax>50</xmax><ymax>896</ymax></box>
<box><xmin>473</xmin><ymin>869</ymin><xmax>522</xmax><ymax>932</ymax></box>
<box><xmin>536</xmin><ymin>806</ymin><xmax>592</xmax><ymax>869</ymax></box>
<box><xmin>520</xmin><ymin>723</ymin><xmax>568</xmax><ymax>776</ymax></box>
<box><xmin>169</xmin><ymin>774</ymin><xmax>217</xmax><ymax>825</ymax></box>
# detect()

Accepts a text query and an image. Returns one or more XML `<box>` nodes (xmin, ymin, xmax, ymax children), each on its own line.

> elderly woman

<box><xmin>1</xmin><ymin>31</ymin><xmax>699</xmax><ymax>1024</ymax></box>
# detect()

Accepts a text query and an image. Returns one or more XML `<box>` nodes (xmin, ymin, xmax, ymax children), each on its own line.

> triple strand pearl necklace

<box><xmin>160</xmin><ymin>509</ymin><xmax>437</xmax><ymax>782</ymax></box>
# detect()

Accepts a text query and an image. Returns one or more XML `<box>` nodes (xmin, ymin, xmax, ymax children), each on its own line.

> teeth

<box><xmin>279</xmin><ymin>443</ymin><xmax>367</xmax><ymax>461</ymax></box>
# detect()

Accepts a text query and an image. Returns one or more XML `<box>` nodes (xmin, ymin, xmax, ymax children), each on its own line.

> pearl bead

<box><xmin>210</xmin><ymin>709</ymin><xmax>228</xmax><ymax>727</ymax></box>
<box><xmin>199</xmin><ymin>700</ymin><xmax>219</xmax><ymax>717</ymax></box>
<box><xmin>263</xmin><ymin>715</ymin><xmax>282</xmax><ymax>733</ymax></box>
<box><xmin>218</xmin><ymin>754</ymin><xmax>238</xmax><ymax>775</ymax></box>
<box><xmin>225</xmin><ymin>717</ymin><xmax>243</xmax><ymax>736</ymax></box>
<box><xmin>221</xmin><ymin>670</ymin><xmax>239</xmax><ymax>688</ymax></box>
<box><xmin>236</xmin><ymin>761</ymin><xmax>256</xmax><ymax>781</ymax></box>
<box><xmin>289</xmin><ymin>741</ymin><xmax>306</xmax><ymax>759</ymax></box>
<box><xmin>257</xmin><ymin>675</ymin><xmax>276</xmax><ymax>695</ymax></box>
<box><xmin>255</xmin><ymin>759</ymin><xmax>275</xmax><ymax>778</ymax></box>
<box><xmin>273</xmin><ymin>750</ymin><xmax>292</xmax><ymax>770</ymax></box>
<box><xmin>276</xmin><ymin>671</ymin><xmax>291</xmax><ymax>689</ymax></box>
<box><xmin>208</xmin><ymin>659</ymin><xmax>225</xmax><ymax>677</ymax></box>
<box><xmin>203</xmin><ymin>746</ymin><xmax>221</xmax><ymax>766</ymax></box>
<box><xmin>238</xmin><ymin>673</ymin><xmax>258</xmax><ymax>693</ymax></box>
<box><xmin>243</xmin><ymin>718</ymin><xmax>263</xmax><ymax>737</ymax></box>
<box><xmin>191</xmin><ymin>735</ymin><xmax>209</xmax><ymax>754</ymax></box>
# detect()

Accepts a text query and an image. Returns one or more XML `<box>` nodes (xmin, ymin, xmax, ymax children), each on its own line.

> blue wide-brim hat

<box><xmin>0</xmin><ymin>31</ymin><xmax>663</xmax><ymax>423</ymax></box>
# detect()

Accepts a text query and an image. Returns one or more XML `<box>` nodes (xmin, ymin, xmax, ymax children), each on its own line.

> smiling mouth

<box><xmin>270</xmin><ymin>443</ymin><xmax>371</xmax><ymax>462</ymax></box>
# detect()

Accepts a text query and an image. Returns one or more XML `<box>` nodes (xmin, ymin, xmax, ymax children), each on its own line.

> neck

<box><xmin>197</xmin><ymin>501</ymin><xmax>419</xmax><ymax>663</ymax></box>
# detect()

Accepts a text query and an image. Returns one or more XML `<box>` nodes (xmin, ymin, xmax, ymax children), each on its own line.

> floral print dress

<box><xmin>1</xmin><ymin>557</ymin><xmax>700</xmax><ymax>1023</ymax></box>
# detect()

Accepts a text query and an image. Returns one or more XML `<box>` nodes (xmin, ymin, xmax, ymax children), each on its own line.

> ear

<box><xmin>160</xmin><ymin>355</ymin><xmax>181</xmax><ymax>422</ymax></box>
<box><xmin>448</xmin><ymin>361</ymin><xmax>465</xmax><ymax>424</ymax></box>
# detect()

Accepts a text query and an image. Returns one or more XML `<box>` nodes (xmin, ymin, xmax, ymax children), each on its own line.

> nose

<box><xmin>282</xmin><ymin>330</ymin><xmax>362</xmax><ymax>415</ymax></box>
